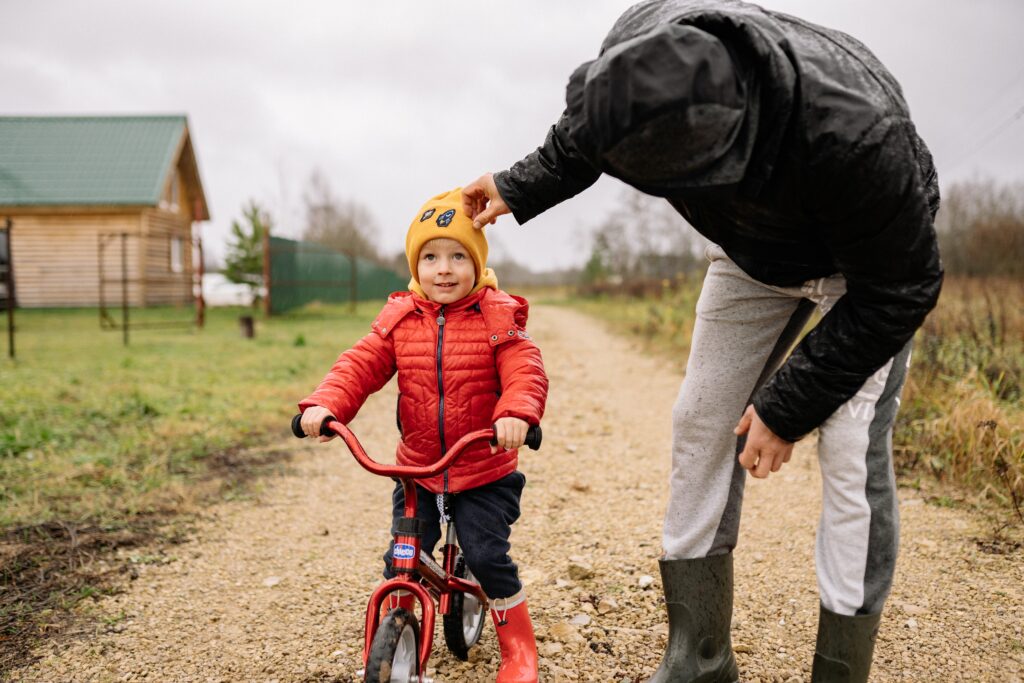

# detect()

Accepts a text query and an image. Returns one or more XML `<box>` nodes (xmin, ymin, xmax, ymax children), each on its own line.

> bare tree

<box><xmin>301</xmin><ymin>169</ymin><xmax>379</xmax><ymax>261</ymax></box>
<box><xmin>583</xmin><ymin>189</ymin><xmax>707</xmax><ymax>285</ymax></box>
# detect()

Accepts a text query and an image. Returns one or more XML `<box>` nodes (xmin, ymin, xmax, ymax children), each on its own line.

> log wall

<box><xmin>9</xmin><ymin>213</ymin><xmax>142</xmax><ymax>308</ymax></box>
<box><xmin>141</xmin><ymin>208</ymin><xmax>195</xmax><ymax>306</ymax></box>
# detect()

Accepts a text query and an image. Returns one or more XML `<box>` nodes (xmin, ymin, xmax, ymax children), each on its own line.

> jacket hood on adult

<box><xmin>563</xmin><ymin>0</ymin><xmax>797</xmax><ymax>199</ymax></box>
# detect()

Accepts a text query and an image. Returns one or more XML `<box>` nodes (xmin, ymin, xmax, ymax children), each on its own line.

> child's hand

<box><xmin>491</xmin><ymin>417</ymin><xmax>529</xmax><ymax>453</ymax></box>
<box><xmin>735</xmin><ymin>405</ymin><xmax>793</xmax><ymax>478</ymax></box>
<box><xmin>301</xmin><ymin>406</ymin><xmax>337</xmax><ymax>443</ymax></box>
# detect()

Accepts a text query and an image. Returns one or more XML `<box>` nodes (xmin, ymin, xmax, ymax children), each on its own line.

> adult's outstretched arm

<box><xmin>490</xmin><ymin>109</ymin><xmax>602</xmax><ymax>225</ymax></box>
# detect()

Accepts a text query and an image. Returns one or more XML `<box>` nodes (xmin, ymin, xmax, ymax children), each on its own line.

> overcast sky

<box><xmin>3</xmin><ymin>1</ymin><xmax>1023</xmax><ymax>271</ymax></box>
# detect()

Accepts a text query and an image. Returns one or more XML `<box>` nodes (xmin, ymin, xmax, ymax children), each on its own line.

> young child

<box><xmin>297</xmin><ymin>188</ymin><xmax>547</xmax><ymax>683</ymax></box>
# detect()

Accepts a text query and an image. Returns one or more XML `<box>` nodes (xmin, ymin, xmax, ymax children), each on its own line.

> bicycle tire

<box><xmin>365</xmin><ymin>607</ymin><xmax>420</xmax><ymax>682</ymax></box>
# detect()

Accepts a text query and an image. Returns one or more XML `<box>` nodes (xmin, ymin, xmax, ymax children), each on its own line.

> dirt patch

<box><xmin>0</xmin><ymin>520</ymin><xmax>158</xmax><ymax>673</ymax></box>
<box><xmin>203</xmin><ymin>445</ymin><xmax>295</xmax><ymax>481</ymax></box>
<box><xmin>0</xmin><ymin>444</ymin><xmax>294</xmax><ymax>675</ymax></box>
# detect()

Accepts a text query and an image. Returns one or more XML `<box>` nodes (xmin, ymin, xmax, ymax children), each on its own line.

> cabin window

<box><xmin>170</xmin><ymin>237</ymin><xmax>184</xmax><ymax>273</ymax></box>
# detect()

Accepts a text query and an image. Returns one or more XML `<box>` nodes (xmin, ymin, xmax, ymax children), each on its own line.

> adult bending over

<box><xmin>463</xmin><ymin>1</ymin><xmax>942</xmax><ymax>681</ymax></box>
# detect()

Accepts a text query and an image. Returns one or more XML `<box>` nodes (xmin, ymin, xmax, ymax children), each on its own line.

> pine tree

<box><xmin>224</xmin><ymin>201</ymin><xmax>272</xmax><ymax>307</ymax></box>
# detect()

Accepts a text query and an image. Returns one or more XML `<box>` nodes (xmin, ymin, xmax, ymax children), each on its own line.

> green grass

<box><xmin>895</xmin><ymin>277</ymin><xmax>1024</xmax><ymax>512</ymax></box>
<box><xmin>0</xmin><ymin>302</ymin><xmax>377</xmax><ymax>529</ymax></box>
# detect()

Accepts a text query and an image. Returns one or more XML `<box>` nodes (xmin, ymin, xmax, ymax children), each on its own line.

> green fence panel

<box><xmin>268</xmin><ymin>236</ymin><xmax>406</xmax><ymax>314</ymax></box>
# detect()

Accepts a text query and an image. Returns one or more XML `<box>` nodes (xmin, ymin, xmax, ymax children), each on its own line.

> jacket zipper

<box><xmin>435</xmin><ymin>305</ymin><xmax>448</xmax><ymax>492</ymax></box>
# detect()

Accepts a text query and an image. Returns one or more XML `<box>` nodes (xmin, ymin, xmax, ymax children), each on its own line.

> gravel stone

<box><xmin>567</xmin><ymin>557</ymin><xmax>595</xmax><ymax>581</ymax></box>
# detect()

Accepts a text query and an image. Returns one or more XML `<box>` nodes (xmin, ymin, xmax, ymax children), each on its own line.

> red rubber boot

<box><xmin>490</xmin><ymin>593</ymin><xmax>538</xmax><ymax>683</ymax></box>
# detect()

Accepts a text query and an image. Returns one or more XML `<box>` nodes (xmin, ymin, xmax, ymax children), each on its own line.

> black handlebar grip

<box><xmin>525</xmin><ymin>425</ymin><xmax>542</xmax><ymax>450</ymax></box>
<box><xmin>490</xmin><ymin>424</ymin><xmax>543</xmax><ymax>451</ymax></box>
<box><xmin>291</xmin><ymin>414</ymin><xmax>336</xmax><ymax>438</ymax></box>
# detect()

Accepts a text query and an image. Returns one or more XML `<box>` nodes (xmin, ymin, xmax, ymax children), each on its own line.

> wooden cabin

<box><xmin>0</xmin><ymin>115</ymin><xmax>209</xmax><ymax>308</ymax></box>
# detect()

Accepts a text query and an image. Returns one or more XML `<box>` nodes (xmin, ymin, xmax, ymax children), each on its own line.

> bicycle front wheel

<box><xmin>365</xmin><ymin>607</ymin><xmax>420</xmax><ymax>682</ymax></box>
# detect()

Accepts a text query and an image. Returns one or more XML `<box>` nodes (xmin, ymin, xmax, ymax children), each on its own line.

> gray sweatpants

<box><xmin>663</xmin><ymin>245</ymin><xmax>912</xmax><ymax>617</ymax></box>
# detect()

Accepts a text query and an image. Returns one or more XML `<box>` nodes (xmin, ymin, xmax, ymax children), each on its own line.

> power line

<box><xmin>954</xmin><ymin>65</ymin><xmax>1024</xmax><ymax>141</ymax></box>
<box><xmin>941</xmin><ymin>64</ymin><xmax>1024</xmax><ymax>172</ymax></box>
<box><xmin>946</xmin><ymin>102</ymin><xmax>1024</xmax><ymax>172</ymax></box>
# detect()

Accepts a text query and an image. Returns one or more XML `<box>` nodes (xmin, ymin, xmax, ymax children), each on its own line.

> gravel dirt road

<box><xmin>8</xmin><ymin>305</ymin><xmax>1023</xmax><ymax>682</ymax></box>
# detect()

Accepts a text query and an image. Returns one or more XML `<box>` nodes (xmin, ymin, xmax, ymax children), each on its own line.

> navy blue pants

<box><xmin>383</xmin><ymin>471</ymin><xmax>526</xmax><ymax>599</ymax></box>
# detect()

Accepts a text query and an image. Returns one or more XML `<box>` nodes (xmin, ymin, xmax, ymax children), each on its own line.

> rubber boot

<box><xmin>811</xmin><ymin>604</ymin><xmax>881</xmax><ymax>682</ymax></box>
<box><xmin>646</xmin><ymin>554</ymin><xmax>739</xmax><ymax>683</ymax></box>
<box><xmin>490</xmin><ymin>592</ymin><xmax>538</xmax><ymax>683</ymax></box>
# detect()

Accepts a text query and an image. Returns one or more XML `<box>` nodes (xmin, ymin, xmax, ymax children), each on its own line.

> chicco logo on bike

<box><xmin>393</xmin><ymin>543</ymin><xmax>416</xmax><ymax>560</ymax></box>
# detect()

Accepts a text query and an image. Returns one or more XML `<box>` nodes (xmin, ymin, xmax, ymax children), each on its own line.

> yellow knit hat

<box><xmin>405</xmin><ymin>188</ymin><xmax>497</xmax><ymax>296</ymax></box>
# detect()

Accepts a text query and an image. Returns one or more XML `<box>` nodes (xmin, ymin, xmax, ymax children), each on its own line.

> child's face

<box><xmin>417</xmin><ymin>238</ymin><xmax>476</xmax><ymax>304</ymax></box>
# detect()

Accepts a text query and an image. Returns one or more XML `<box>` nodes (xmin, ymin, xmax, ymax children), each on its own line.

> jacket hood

<box><xmin>565</xmin><ymin>0</ymin><xmax>796</xmax><ymax>198</ymax></box>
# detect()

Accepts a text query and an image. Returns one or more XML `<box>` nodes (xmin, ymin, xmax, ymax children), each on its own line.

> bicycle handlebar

<box><xmin>290</xmin><ymin>414</ymin><xmax>542</xmax><ymax>479</ymax></box>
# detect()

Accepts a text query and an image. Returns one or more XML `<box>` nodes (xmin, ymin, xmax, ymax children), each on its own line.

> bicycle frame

<box><xmin>322</xmin><ymin>419</ymin><xmax>495</xmax><ymax>673</ymax></box>
<box><xmin>364</xmin><ymin>538</ymin><xmax>489</xmax><ymax>672</ymax></box>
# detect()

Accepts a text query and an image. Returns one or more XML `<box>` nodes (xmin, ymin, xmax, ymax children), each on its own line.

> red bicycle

<box><xmin>291</xmin><ymin>414</ymin><xmax>541</xmax><ymax>683</ymax></box>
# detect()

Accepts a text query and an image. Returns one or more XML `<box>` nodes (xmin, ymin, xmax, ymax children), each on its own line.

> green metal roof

<box><xmin>0</xmin><ymin>115</ymin><xmax>189</xmax><ymax>207</ymax></box>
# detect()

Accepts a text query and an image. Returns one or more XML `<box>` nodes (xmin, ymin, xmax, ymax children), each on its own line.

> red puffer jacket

<box><xmin>298</xmin><ymin>287</ymin><xmax>548</xmax><ymax>493</ymax></box>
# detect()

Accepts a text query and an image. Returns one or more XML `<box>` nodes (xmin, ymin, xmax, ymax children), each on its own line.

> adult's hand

<box><xmin>463</xmin><ymin>173</ymin><xmax>510</xmax><ymax>229</ymax></box>
<box><xmin>735</xmin><ymin>405</ymin><xmax>793</xmax><ymax>478</ymax></box>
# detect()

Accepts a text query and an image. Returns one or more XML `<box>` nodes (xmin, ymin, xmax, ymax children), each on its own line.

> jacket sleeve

<box><xmin>752</xmin><ymin>117</ymin><xmax>943</xmax><ymax>441</ymax></box>
<box><xmin>298</xmin><ymin>332</ymin><xmax>397</xmax><ymax>425</ymax></box>
<box><xmin>493</xmin><ymin>111</ymin><xmax>602</xmax><ymax>225</ymax></box>
<box><xmin>492</xmin><ymin>335</ymin><xmax>548</xmax><ymax>426</ymax></box>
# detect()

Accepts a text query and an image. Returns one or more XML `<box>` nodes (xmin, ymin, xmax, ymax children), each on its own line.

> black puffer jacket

<box><xmin>494</xmin><ymin>0</ymin><xmax>943</xmax><ymax>441</ymax></box>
